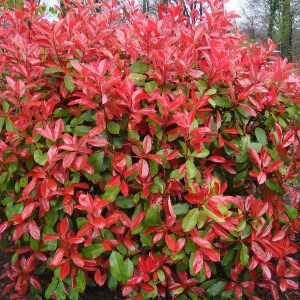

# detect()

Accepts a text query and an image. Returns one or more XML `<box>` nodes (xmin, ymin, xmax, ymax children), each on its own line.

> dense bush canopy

<box><xmin>0</xmin><ymin>0</ymin><xmax>299</xmax><ymax>299</ymax></box>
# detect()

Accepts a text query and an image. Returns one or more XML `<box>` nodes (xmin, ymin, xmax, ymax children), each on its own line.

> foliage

<box><xmin>0</xmin><ymin>0</ymin><xmax>299</xmax><ymax>299</ymax></box>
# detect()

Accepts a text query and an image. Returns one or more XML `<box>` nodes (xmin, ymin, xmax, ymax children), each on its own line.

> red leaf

<box><xmin>122</xmin><ymin>286</ymin><xmax>134</xmax><ymax>296</ymax></box>
<box><xmin>21</xmin><ymin>203</ymin><xmax>36</xmax><ymax>220</ymax></box>
<box><xmin>70</xmin><ymin>251</ymin><xmax>84</xmax><ymax>268</ymax></box>
<box><xmin>257</xmin><ymin>171</ymin><xmax>266</xmax><ymax>185</ymax></box>
<box><xmin>43</xmin><ymin>234</ymin><xmax>59</xmax><ymax>241</ymax></box>
<box><xmin>94</xmin><ymin>270</ymin><xmax>106</xmax><ymax>287</ymax></box>
<box><xmin>53</xmin><ymin>119</ymin><xmax>64</xmax><ymax>141</ymax></box>
<box><xmin>235</xmin><ymin>285</ymin><xmax>243</xmax><ymax>299</ymax></box>
<box><xmin>130</xmin><ymin>211</ymin><xmax>146</xmax><ymax>230</ymax></box>
<box><xmin>191</xmin><ymin>236</ymin><xmax>211</xmax><ymax>249</ymax></box>
<box><xmin>276</xmin><ymin>259</ymin><xmax>286</xmax><ymax>277</ymax></box>
<box><xmin>138</xmin><ymin>159</ymin><xmax>149</xmax><ymax>178</ymax></box>
<box><xmin>204</xmin><ymin>248</ymin><xmax>220</xmax><ymax>262</ymax></box>
<box><xmin>222</xmin><ymin>128</ymin><xmax>238</xmax><ymax>134</ymax></box>
<box><xmin>239</xmin><ymin>103</ymin><xmax>257</xmax><ymax>117</ymax></box>
<box><xmin>28</xmin><ymin>276</ymin><xmax>41</xmax><ymax>290</ymax></box>
<box><xmin>265</xmin><ymin>161</ymin><xmax>284</xmax><ymax>173</ymax></box>
<box><xmin>284</xmin><ymin>279</ymin><xmax>298</xmax><ymax>290</ymax></box>
<box><xmin>141</xmin><ymin>283</ymin><xmax>155</xmax><ymax>292</ymax></box>
<box><xmin>66</xmin><ymin>236</ymin><xmax>85</xmax><ymax>244</ymax></box>
<box><xmin>60</xmin><ymin>261</ymin><xmax>70</xmax><ymax>280</ymax></box>
<box><xmin>193</xmin><ymin>250</ymin><xmax>203</xmax><ymax>274</ymax></box>
<box><xmin>0</xmin><ymin>221</ymin><xmax>11</xmax><ymax>234</ymax></box>
<box><xmin>165</xmin><ymin>234</ymin><xmax>177</xmax><ymax>252</ymax></box>
<box><xmin>270</xmin><ymin>283</ymin><xmax>279</xmax><ymax>300</ymax></box>
<box><xmin>63</xmin><ymin>152</ymin><xmax>76</xmax><ymax>169</ymax></box>
<box><xmin>77</xmin><ymin>223</ymin><xmax>94</xmax><ymax>237</ymax></box>
<box><xmin>251</xmin><ymin>242</ymin><xmax>267</xmax><ymax>262</ymax></box>
<box><xmin>28</xmin><ymin>220</ymin><xmax>40</xmax><ymax>240</ymax></box>
<box><xmin>57</xmin><ymin>217</ymin><xmax>69</xmax><ymax>238</ymax></box>
<box><xmin>272</xmin><ymin>230</ymin><xmax>286</xmax><ymax>242</ymax></box>
<box><xmin>51</xmin><ymin>247</ymin><xmax>65</xmax><ymax>267</ymax></box>
<box><xmin>107</xmin><ymin>175</ymin><xmax>120</xmax><ymax>187</ymax></box>
<box><xmin>92</xmin><ymin>215</ymin><xmax>106</xmax><ymax>229</ymax></box>
<box><xmin>120</xmin><ymin>180</ymin><xmax>129</xmax><ymax>196</ymax></box>
<box><xmin>249</xmin><ymin>148</ymin><xmax>261</xmax><ymax>166</ymax></box>
<box><xmin>143</xmin><ymin>135</ymin><xmax>152</xmax><ymax>154</ymax></box>
<box><xmin>208</xmin><ymin>156</ymin><xmax>226</xmax><ymax>163</ymax></box>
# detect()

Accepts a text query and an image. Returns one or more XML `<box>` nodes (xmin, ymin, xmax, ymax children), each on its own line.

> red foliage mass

<box><xmin>0</xmin><ymin>0</ymin><xmax>299</xmax><ymax>299</ymax></box>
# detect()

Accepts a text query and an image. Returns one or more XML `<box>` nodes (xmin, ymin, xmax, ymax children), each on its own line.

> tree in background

<box><xmin>241</xmin><ymin>0</ymin><xmax>300</xmax><ymax>61</ymax></box>
<box><xmin>280</xmin><ymin>0</ymin><xmax>293</xmax><ymax>60</ymax></box>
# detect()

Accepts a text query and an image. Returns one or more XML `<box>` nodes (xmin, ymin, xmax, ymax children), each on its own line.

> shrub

<box><xmin>0</xmin><ymin>0</ymin><xmax>299</xmax><ymax>299</ymax></box>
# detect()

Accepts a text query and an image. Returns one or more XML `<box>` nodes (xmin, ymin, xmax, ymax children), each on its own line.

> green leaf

<box><xmin>5</xmin><ymin>118</ymin><xmax>18</xmax><ymax>132</ymax></box>
<box><xmin>64</xmin><ymin>74</ymin><xmax>75</xmax><ymax>93</ymax></box>
<box><xmin>150</xmin><ymin>177</ymin><xmax>165</xmax><ymax>193</ymax></box>
<box><xmin>75</xmin><ymin>269</ymin><xmax>86</xmax><ymax>293</ymax></box>
<box><xmin>255</xmin><ymin>127</ymin><xmax>267</xmax><ymax>145</ymax></box>
<box><xmin>240</xmin><ymin>243</ymin><xmax>249</xmax><ymax>267</ymax></box>
<box><xmin>108</xmin><ymin>276</ymin><xmax>118</xmax><ymax>290</ymax></box>
<box><xmin>233</xmin><ymin>170</ymin><xmax>248</xmax><ymax>183</ymax></box>
<box><xmin>265</xmin><ymin>179</ymin><xmax>282</xmax><ymax>192</ymax></box>
<box><xmin>109</xmin><ymin>251</ymin><xmax>126</xmax><ymax>281</ymax></box>
<box><xmin>212</xmin><ymin>96</ymin><xmax>232</xmax><ymax>108</ymax></box>
<box><xmin>117</xmin><ymin>196</ymin><xmax>135</xmax><ymax>209</ymax></box>
<box><xmin>45</xmin><ymin>278</ymin><xmax>58</xmax><ymax>299</ymax></box>
<box><xmin>203</xmin><ymin>206</ymin><xmax>225</xmax><ymax>223</ymax></box>
<box><xmin>0</xmin><ymin>117</ymin><xmax>5</xmax><ymax>131</ymax></box>
<box><xmin>236</xmin><ymin>150</ymin><xmax>249</xmax><ymax>163</ymax></box>
<box><xmin>205</xmin><ymin>88</ymin><xmax>217</xmax><ymax>96</ymax></box>
<box><xmin>76</xmin><ymin>217</ymin><xmax>88</xmax><ymax>228</ymax></box>
<box><xmin>157</xmin><ymin>269</ymin><xmax>165</xmax><ymax>282</ymax></box>
<box><xmin>196</xmin><ymin>80</ymin><xmax>207</xmax><ymax>95</ymax></box>
<box><xmin>69</xmin><ymin>288</ymin><xmax>79</xmax><ymax>300</ymax></box>
<box><xmin>173</xmin><ymin>203</ymin><xmax>189</xmax><ymax>215</ymax></box>
<box><xmin>34</xmin><ymin>149</ymin><xmax>47</xmax><ymax>166</ymax></box>
<box><xmin>124</xmin><ymin>258</ymin><xmax>134</xmax><ymax>279</ymax></box>
<box><xmin>250</xmin><ymin>142</ymin><xmax>262</xmax><ymax>153</ymax></box>
<box><xmin>193</xmin><ymin>148</ymin><xmax>209</xmax><ymax>158</ymax></box>
<box><xmin>45</xmin><ymin>211</ymin><xmax>58</xmax><ymax>227</ymax></box>
<box><xmin>221</xmin><ymin>249</ymin><xmax>235</xmax><ymax>267</ymax></box>
<box><xmin>74</xmin><ymin>125</ymin><xmax>92</xmax><ymax>136</ymax></box>
<box><xmin>145</xmin><ymin>81</ymin><xmax>157</xmax><ymax>93</ymax></box>
<box><xmin>102</xmin><ymin>185</ymin><xmax>120</xmax><ymax>202</ymax></box>
<box><xmin>2</xmin><ymin>101</ymin><xmax>9</xmax><ymax>113</ymax></box>
<box><xmin>207</xmin><ymin>281</ymin><xmax>226</xmax><ymax>297</ymax></box>
<box><xmin>182</xmin><ymin>208</ymin><xmax>199</xmax><ymax>232</ymax></box>
<box><xmin>130</xmin><ymin>62</ymin><xmax>148</xmax><ymax>74</ymax></box>
<box><xmin>144</xmin><ymin>204</ymin><xmax>161</xmax><ymax>227</ymax></box>
<box><xmin>82</xmin><ymin>244</ymin><xmax>105</xmax><ymax>259</ymax></box>
<box><xmin>197</xmin><ymin>210</ymin><xmax>207</xmax><ymax>229</ymax></box>
<box><xmin>44</xmin><ymin>68</ymin><xmax>61</xmax><ymax>74</ymax></box>
<box><xmin>6</xmin><ymin>203</ymin><xmax>24</xmax><ymax>220</ymax></box>
<box><xmin>107</xmin><ymin>121</ymin><xmax>120</xmax><ymax>135</ymax></box>
<box><xmin>200</xmin><ymin>279</ymin><xmax>217</xmax><ymax>290</ymax></box>
<box><xmin>284</xmin><ymin>204</ymin><xmax>298</xmax><ymax>220</ymax></box>
<box><xmin>128</xmin><ymin>73</ymin><xmax>146</xmax><ymax>86</ymax></box>
<box><xmin>186</xmin><ymin>158</ymin><xmax>197</xmax><ymax>179</ymax></box>
<box><xmin>56</xmin><ymin>281</ymin><xmax>66</xmax><ymax>300</ymax></box>
<box><xmin>241</xmin><ymin>224</ymin><xmax>251</xmax><ymax>239</ymax></box>
<box><xmin>0</xmin><ymin>171</ymin><xmax>8</xmax><ymax>185</ymax></box>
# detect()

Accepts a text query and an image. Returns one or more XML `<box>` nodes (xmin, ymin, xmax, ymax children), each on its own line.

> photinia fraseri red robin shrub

<box><xmin>0</xmin><ymin>0</ymin><xmax>299</xmax><ymax>299</ymax></box>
